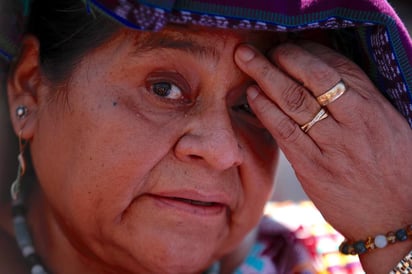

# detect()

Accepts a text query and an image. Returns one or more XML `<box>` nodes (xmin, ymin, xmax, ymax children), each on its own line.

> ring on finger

<box><xmin>316</xmin><ymin>80</ymin><xmax>347</xmax><ymax>106</ymax></box>
<box><xmin>300</xmin><ymin>108</ymin><xmax>329</xmax><ymax>133</ymax></box>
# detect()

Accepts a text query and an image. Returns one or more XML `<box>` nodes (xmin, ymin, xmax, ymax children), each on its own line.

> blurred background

<box><xmin>272</xmin><ymin>0</ymin><xmax>412</xmax><ymax>202</ymax></box>
<box><xmin>390</xmin><ymin>0</ymin><xmax>412</xmax><ymax>30</ymax></box>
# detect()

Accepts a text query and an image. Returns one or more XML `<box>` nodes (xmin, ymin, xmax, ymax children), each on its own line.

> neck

<box><xmin>218</xmin><ymin>227</ymin><xmax>258</xmax><ymax>274</ymax></box>
<box><xmin>27</xmin><ymin>187</ymin><xmax>122</xmax><ymax>274</ymax></box>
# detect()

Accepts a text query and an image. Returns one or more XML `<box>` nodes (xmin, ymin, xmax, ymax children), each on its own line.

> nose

<box><xmin>174</xmin><ymin>109</ymin><xmax>244</xmax><ymax>171</ymax></box>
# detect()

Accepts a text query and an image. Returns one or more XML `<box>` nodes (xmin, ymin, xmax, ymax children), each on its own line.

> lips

<box><xmin>148</xmin><ymin>193</ymin><xmax>228</xmax><ymax>216</ymax></box>
<box><xmin>170</xmin><ymin>197</ymin><xmax>219</xmax><ymax>207</ymax></box>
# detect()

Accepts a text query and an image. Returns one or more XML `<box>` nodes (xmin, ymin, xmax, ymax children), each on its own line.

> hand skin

<box><xmin>234</xmin><ymin>41</ymin><xmax>412</xmax><ymax>273</ymax></box>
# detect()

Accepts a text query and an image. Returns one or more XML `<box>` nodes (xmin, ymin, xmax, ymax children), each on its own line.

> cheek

<box><xmin>31</xmin><ymin>89</ymin><xmax>187</xmax><ymax>229</ymax></box>
<box><xmin>237</xmin><ymin>119</ymin><xmax>279</xmax><ymax>171</ymax></box>
<box><xmin>241</xmin><ymin>128</ymin><xmax>279</xmax><ymax>210</ymax></box>
<box><xmin>217</xmin><ymin>146</ymin><xmax>279</xmax><ymax>256</ymax></box>
<box><xmin>232</xmin><ymin>125</ymin><xmax>279</xmax><ymax>205</ymax></box>
<box><xmin>242</xmin><ymin>143</ymin><xmax>279</xmax><ymax>209</ymax></box>
<box><xmin>228</xmin><ymin>117</ymin><xmax>279</xmax><ymax>220</ymax></box>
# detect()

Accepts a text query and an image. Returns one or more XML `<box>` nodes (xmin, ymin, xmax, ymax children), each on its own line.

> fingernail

<box><xmin>236</xmin><ymin>45</ymin><xmax>255</xmax><ymax>62</ymax></box>
<box><xmin>247</xmin><ymin>86</ymin><xmax>260</xmax><ymax>100</ymax></box>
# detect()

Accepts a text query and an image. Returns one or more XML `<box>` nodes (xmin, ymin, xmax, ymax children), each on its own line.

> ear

<box><xmin>7</xmin><ymin>36</ymin><xmax>44</xmax><ymax>140</ymax></box>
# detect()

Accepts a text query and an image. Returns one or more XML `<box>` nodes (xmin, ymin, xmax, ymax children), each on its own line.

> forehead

<box><xmin>130</xmin><ymin>24</ymin><xmax>284</xmax><ymax>58</ymax></box>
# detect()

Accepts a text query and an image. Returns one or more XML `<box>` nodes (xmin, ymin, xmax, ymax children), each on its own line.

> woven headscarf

<box><xmin>0</xmin><ymin>0</ymin><xmax>31</xmax><ymax>62</ymax></box>
<box><xmin>1</xmin><ymin>0</ymin><xmax>412</xmax><ymax>126</ymax></box>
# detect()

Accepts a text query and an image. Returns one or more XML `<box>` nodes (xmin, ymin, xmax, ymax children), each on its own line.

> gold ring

<box><xmin>300</xmin><ymin>108</ymin><xmax>328</xmax><ymax>133</ymax></box>
<box><xmin>316</xmin><ymin>80</ymin><xmax>347</xmax><ymax>106</ymax></box>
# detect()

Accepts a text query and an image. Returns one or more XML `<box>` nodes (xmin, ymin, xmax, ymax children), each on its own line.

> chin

<box><xmin>137</xmin><ymin>254</ymin><xmax>215</xmax><ymax>274</ymax></box>
<box><xmin>109</xmin><ymin>236</ymin><xmax>220</xmax><ymax>274</ymax></box>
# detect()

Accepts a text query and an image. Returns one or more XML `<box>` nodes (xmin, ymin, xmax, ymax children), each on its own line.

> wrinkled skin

<box><xmin>234</xmin><ymin>41</ymin><xmax>412</xmax><ymax>273</ymax></box>
<box><xmin>6</xmin><ymin>26</ymin><xmax>279</xmax><ymax>274</ymax></box>
<box><xmin>3</xmin><ymin>22</ymin><xmax>412</xmax><ymax>274</ymax></box>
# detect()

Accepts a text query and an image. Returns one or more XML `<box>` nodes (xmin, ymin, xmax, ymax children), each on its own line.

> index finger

<box><xmin>270</xmin><ymin>42</ymin><xmax>370</xmax><ymax>118</ymax></box>
<box><xmin>234</xmin><ymin>44</ymin><xmax>324</xmax><ymax>127</ymax></box>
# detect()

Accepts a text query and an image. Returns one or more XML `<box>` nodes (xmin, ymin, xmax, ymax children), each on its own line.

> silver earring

<box><xmin>10</xmin><ymin>131</ymin><xmax>27</xmax><ymax>201</ymax></box>
<box><xmin>16</xmin><ymin>105</ymin><xmax>28</xmax><ymax>120</ymax></box>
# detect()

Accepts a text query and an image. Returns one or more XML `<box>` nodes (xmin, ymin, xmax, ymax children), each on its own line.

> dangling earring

<box><xmin>10</xmin><ymin>106</ymin><xmax>28</xmax><ymax>201</ymax></box>
<box><xmin>10</xmin><ymin>131</ymin><xmax>27</xmax><ymax>201</ymax></box>
<box><xmin>9</xmin><ymin>114</ymin><xmax>49</xmax><ymax>274</ymax></box>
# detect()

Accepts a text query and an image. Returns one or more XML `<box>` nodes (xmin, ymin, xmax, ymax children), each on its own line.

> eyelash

<box><xmin>145</xmin><ymin>72</ymin><xmax>193</xmax><ymax>105</ymax></box>
<box><xmin>233</xmin><ymin>102</ymin><xmax>255</xmax><ymax>116</ymax></box>
<box><xmin>150</xmin><ymin>82</ymin><xmax>184</xmax><ymax>100</ymax></box>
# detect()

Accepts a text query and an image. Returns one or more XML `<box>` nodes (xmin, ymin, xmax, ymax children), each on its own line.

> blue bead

<box><xmin>339</xmin><ymin>242</ymin><xmax>351</xmax><ymax>254</ymax></box>
<box><xmin>13</xmin><ymin>216</ymin><xmax>33</xmax><ymax>247</ymax></box>
<box><xmin>353</xmin><ymin>241</ymin><xmax>367</xmax><ymax>254</ymax></box>
<box><xmin>396</xmin><ymin>229</ymin><xmax>408</xmax><ymax>241</ymax></box>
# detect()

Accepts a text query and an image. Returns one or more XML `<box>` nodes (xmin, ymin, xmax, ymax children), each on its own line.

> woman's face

<box><xmin>29</xmin><ymin>26</ymin><xmax>279</xmax><ymax>273</ymax></box>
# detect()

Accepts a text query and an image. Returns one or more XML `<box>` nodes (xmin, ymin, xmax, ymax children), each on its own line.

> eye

<box><xmin>151</xmin><ymin>82</ymin><xmax>183</xmax><ymax>100</ymax></box>
<box><xmin>233</xmin><ymin>102</ymin><xmax>256</xmax><ymax>117</ymax></box>
<box><xmin>232</xmin><ymin>100</ymin><xmax>265</xmax><ymax>128</ymax></box>
<box><xmin>145</xmin><ymin>72</ymin><xmax>193</xmax><ymax>105</ymax></box>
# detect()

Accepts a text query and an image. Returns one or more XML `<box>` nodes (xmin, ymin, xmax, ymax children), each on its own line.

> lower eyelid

<box><xmin>143</xmin><ymin>85</ymin><xmax>195</xmax><ymax>109</ymax></box>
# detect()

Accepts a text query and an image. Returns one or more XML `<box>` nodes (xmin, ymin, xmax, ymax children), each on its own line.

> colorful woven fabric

<box><xmin>265</xmin><ymin>201</ymin><xmax>365</xmax><ymax>273</ymax></box>
<box><xmin>209</xmin><ymin>201</ymin><xmax>368</xmax><ymax>273</ymax></box>
<box><xmin>205</xmin><ymin>215</ymin><xmax>315</xmax><ymax>274</ymax></box>
<box><xmin>0</xmin><ymin>1</ymin><xmax>28</xmax><ymax>62</ymax></box>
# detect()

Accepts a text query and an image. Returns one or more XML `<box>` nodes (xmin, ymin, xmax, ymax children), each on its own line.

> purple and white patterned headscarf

<box><xmin>1</xmin><ymin>0</ymin><xmax>412</xmax><ymax>126</ymax></box>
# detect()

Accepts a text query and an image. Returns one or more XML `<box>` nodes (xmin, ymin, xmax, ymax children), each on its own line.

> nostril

<box><xmin>189</xmin><ymin>154</ymin><xmax>203</xmax><ymax>160</ymax></box>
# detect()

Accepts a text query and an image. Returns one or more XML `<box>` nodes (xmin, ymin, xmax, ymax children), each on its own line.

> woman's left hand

<box><xmin>234</xmin><ymin>41</ymin><xmax>412</xmax><ymax>273</ymax></box>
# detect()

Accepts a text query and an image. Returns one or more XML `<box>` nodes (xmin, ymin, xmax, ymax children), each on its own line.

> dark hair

<box><xmin>26</xmin><ymin>0</ymin><xmax>119</xmax><ymax>84</ymax></box>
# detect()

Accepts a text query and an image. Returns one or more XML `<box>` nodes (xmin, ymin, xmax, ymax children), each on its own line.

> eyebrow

<box><xmin>130</xmin><ymin>31</ymin><xmax>221</xmax><ymax>61</ymax></box>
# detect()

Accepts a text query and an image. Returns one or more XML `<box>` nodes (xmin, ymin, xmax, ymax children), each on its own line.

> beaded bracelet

<box><xmin>339</xmin><ymin>225</ymin><xmax>412</xmax><ymax>255</ymax></box>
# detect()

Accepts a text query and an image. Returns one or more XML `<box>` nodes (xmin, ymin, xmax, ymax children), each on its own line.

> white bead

<box><xmin>22</xmin><ymin>245</ymin><xmax>35</xmax><ymax>257</ymax></box>
<box><xmin>374</xmin><ymin>234</ymin><xmax>388</xmax><ymax>248</ymax></box>
<box><xmin>31</xmin><ymin>265</ymin><xmax>47</xmax><ymax>274</ymax></box>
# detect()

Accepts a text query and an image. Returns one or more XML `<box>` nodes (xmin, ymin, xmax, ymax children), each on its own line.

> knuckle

<box><xmin>281</xmin><ymin>84</ymin><xmax>311</xmax><ymax>114</ymax></box>
<box><xmin>253</xmin><ymin>97</ymin><xmax>303</xmax><ymax>143</ymax></box>
<box><xmin>309</xmin><ymin>62</ymin><xmax>336</xmax><ymax>84</ymax></box>
<box><xmin>276</xmin><ymin>117</ymin><xmax>302</xmax><ymax>143</ymax></box>
<box><xmin>333</xmin><ymin>57</ymin><xmax>356</xmax><ymax>72</ymax></box>
<box><xmin>258</xmin><ymin>62</ymin><xmax>276</xmax><ymax>80</ymax></box>
<box><xmin>274</xmin><ymin>43</ymin><xmax>296</xmax><ymax>59</ymax></box>
<box><xmin>256</xmin><ymin>96</ymin><xmax>274</xmax><ymax>116</ymax></box>
<box><xmin>244</xmin><ymin>56</ymin><xmax>278</xmax><ymax>83</ymax></box>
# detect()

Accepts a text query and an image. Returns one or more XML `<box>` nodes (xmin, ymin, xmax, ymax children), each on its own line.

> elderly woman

<box><xmin>0</xmin><ymin>0</ymin><xmax>411</xmax><ymax>273</ymax></box>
